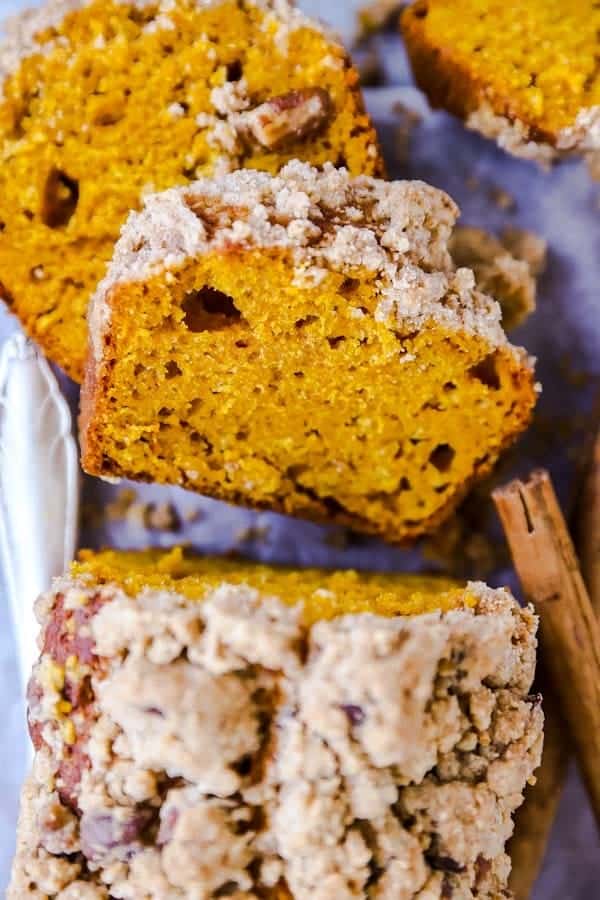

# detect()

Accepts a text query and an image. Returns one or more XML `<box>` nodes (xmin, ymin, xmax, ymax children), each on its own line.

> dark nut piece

<box><xmin>340</xmin><ymin>703</ymin><xmax>366</xmax><ymax>726</ymax></box>
<box><xmin>242</xmin><ymin>88</ymin><xmax>333</xmax><ymax>150</ymax></box>
<box><xmin>426</xmin><ymin>853</ymin><xmax>466</xmax><ymax>874</ymax></box>
<box><xmin>80</xmin><ymin>806</ymin><xmax>156</xmax><ymax>862</ymax></box>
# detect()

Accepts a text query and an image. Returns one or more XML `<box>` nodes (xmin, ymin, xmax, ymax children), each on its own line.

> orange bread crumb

<box><xmin>0</xmin><ymin>0</ymin><xmax>382</xmax><ymax>381</ymax></box>
<box><xmin>80</xmin><ymin>162</ymin><xmax>537</xmax><ymax>544</ymax></box>
<box><xmin>74</xmin><ymin>546</ymin><xmax>468</xmax><ymax>625</ymax></box>
<box><xmin>402</xmin><ymin>0</ymin><xmax>600</xmax><ymax>166</ymax></box>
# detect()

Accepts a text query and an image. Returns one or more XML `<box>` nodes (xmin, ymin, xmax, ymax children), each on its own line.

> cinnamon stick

<box><xmin>493</xmin><ymin>470</ymin><xmax>600</xmax><ymax>834</ymax></box>
<box><xmin>577</xmin><ymin>426</ymin><xmax>600</xmax><ymax>616</ymax></box>
<box><xmin>507</xmin><ymin>669</ymin><xmax>569</xmax><ymax>900</ymax></box>
<box><xmin>503</xmin><ymin>439</ymin><xmax>600</xmax><ymax>898</ymax></box>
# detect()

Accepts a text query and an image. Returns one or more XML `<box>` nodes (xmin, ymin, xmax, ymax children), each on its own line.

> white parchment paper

<box><xmin>0</xmin><ymin>1</ymin><xmax>599</xmax><ymax>894</ymax></box>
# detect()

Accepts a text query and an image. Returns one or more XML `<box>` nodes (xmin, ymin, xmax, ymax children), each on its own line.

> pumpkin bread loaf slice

<box><xmin>0</xmin><ymin>0</ymin><xmax>382</xmax><ymax>381</ymax></box>
<box><xmin>10</xmin><ymin>547</ymin><xmax>543</xmax><ymax>899</ymax></box>
<box><xmin>402</xmin><ymin>0</ymin><xmax>600</xmax><ymax>169</ymax></box>
<box><xmin>81</xmin><ymin>162</ymin><xmax>537</xmax><ymax>544</ymax></box>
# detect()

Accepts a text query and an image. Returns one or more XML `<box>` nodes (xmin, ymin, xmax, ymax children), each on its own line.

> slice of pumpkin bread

<box><xmin>10</xmin><ymin>547</ymin><xmax>543</xmax><ymax>899</ymax></box>
<box><xmin>402</xmin><ymin>0</ymin><xmax>600</xmax><ymax>169</ymax></box>
<box><xmin>0</xmin><ymin>0</ymin><xmax>382</xmax><ymax>381</ymax></box>
<box><xmin>81</xmin><ymin>162</ymin><xmax>537</xmax><ymax>543</ymax></box>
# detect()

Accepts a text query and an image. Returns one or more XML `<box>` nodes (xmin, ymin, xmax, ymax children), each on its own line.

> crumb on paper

<box><xmin>234</xmin><ymin>522</ymin><xmax>272</xmax><ymax>545</ymax></box>
<box><xmin>489</xmin><ymin>185</ymin><xmax>517</xmax><ymax>212</ymax></box>
<box><xmin>421</xmin><ymin>472</ymin><xmax>512</xmax><ymax>579</ymax></box>
<box><xmin>422</xmin><ymin>516</ymin><xmax>506</xmax><ymax>580</ymax></box>
<box><xmin>449</xmin><ymin>225</ymin><xmax>545</xmax><ymax>330</ymax></box>
<box><xmin>501</xmin><ymin>226</ymin><xmax>548</xmax><ymax>277</ymax></box>
<box><xmin>465</xmin><ymin>175</ymin><xmax>481</xmax><ymax>192</ymax></box>
<box><xmin>141</xmin><ymin>502</ymin><xmax>182</xmax><ymax>532</ymax></box>
<box><xmin>183</xmin><ymin>506</ymin><xmax>205</xmax><ymax>524</ymax></box>
<box><xmin>106</xmin><ymin>490</ymin><xmax>181</xmax><ymax>532</ymax></box>
<box><xmin>357</xmin><ymin>48</ymin><xmax>385</xmax><ymax>87</ymax></box>
<box><xmin>106</xmin><ymin>487</ymin><xmax>138</xmax><ymax>521</ymax></box>
<box><xmin>355</xmin><ymin>0</ymin><xmax>403</xmax><ymax>42</ymax></box>
<box><xmin>324</xmin><ymin>527</ymin><xmax>372</xmax><ymax>551</ymax></box>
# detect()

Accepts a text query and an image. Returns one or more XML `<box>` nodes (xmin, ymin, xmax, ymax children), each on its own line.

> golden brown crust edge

<box><xmin>78</xmin><ymin>325</ymin><xmax>103</xmax><ymax>473</ymax></box>
<box><xmin>401</xmin><ymin>1</ymin><xmax>558</xmax><ymax>147</ymax></box>
<box><xmin>343</xmin><ymin>62</ymin><xmax>387</xmax><ymax>179</ymax></box>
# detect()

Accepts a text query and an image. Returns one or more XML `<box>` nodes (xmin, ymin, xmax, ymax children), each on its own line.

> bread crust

<box><xmin>402</xmin><ymin>1</ymin><xmax>562</xmax><ymax>147</ymax></box>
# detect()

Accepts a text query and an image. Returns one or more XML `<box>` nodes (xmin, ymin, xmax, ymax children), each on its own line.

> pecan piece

<box><xmin>340</xmin><ymin>703</ymin><xmax>366</xmax><ymax>726</ymax></box>
<box><xmin>80</xmin><ymin>806</ymin><xmax>156</xmax><ymax>862</ymax></box>
<box><xmin>475</xmin><ymin>854</ymin><xmax>492</xmax><ymax>885</ymax></box>
<box><xmin>242</xmin><ymin>88</ymin><xmax>333</xmax><ymax>150</ymax></box>
<box><xmin>426</xmin><ymin>853</ymin><xmax>466</xmax><ymax>874</ymax></box>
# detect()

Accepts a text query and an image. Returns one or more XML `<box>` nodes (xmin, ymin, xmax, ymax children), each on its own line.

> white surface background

<box><xmin>1</xmin><ymin>0</ymin><xmax>600</xmax><ymax>895</ymax></box>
